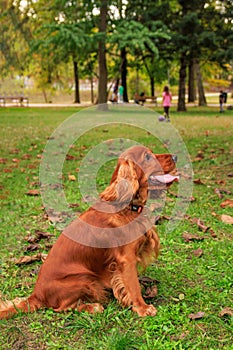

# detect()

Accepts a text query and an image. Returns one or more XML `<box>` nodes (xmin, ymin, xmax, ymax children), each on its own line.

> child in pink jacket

<box><xmin>162</xmin><ymin>86</ymin><xmax>172</xmax><ymax>122</ymax></box>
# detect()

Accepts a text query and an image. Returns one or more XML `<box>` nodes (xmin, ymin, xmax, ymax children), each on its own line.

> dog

<box><xmin>0</xmin><ymin>145</ymin><xmax>178</xmax><ymax>319</ymax></box>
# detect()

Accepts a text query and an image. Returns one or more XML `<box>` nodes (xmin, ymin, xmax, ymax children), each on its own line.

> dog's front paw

<box><xmin>133</xmin><ymin>304</ymin><xmax>157</xmax><ymax>317</ymax></box>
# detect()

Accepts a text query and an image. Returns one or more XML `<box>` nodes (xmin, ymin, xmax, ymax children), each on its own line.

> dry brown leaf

<box><xmin>69</xmin><ymin>203</ymin><xmax>80</xmax><ymax>208</ymax></box>
<box><xmin>68</xmin><ymin>174</ymin><xmax>76</xmax><ymax>181</ymax></box>
<box><xmin>188</xmin><ymin>311</ymin><xmax>205</xmax><ymax>320</ymax></box>
<box><xmin>193</xmin><ymin>178</ymin><xmax>205</xmax><ymax>185</ymax></box>
<box><xmin>12</xmin><ymin>158</ymin><xmax>20</xmax><ymax>163</ymax></box>
<box><xmin>220</xmin><ymin>199</ymin><xmax>233</xmax><ymax>208</ymax></box>
<box><xmin>191</xmin><ymin>218</ymin><xmax>210</xmax><ymax>232</ymax></box>
<box><xmin>25</xmin><ymin>235</ymin><xmax>39</xmax><ymax>244</ymax></box>
<box><xmin>35</xmin><ymin>230</ymin><xmax>53</xmax><ymax>240</ymax></box>
<box><xmin>182</xmin><ymin>233</ymin><xmax>205</xmax><ymax>243</ymax></box>
<box><xmin>25</xmin><ymin>244</ymin><xmax>40</xmax><ymax>252</ymax></box>
<box><xmin>10</xmin><ymin>148</ymin><xmax>20</xmax><ymax>154</ymax></box>
<box><xmin>66</xmin><ymin>154</ymin><xmax>76</xmax><ymax>161</ymax></box>
<box><xmin>214</xmin><ymin>188</ymin><xmax>224</xmax><ymax>199</ymax></box>
<box><xmin>26</xmin><ymin>189</ymin><xmax>40</xmax><ymax>196</ymax></box>
<box><xmin>221</xmin><ymin>214</ymin><xmax>233</xmax><ymax>224</ymax></box>
<box><xmin>219</xmin><ymin>307</ymin><xmax>233</xmax><ymax>317</ymax></box>
<box><xmin>195</xmin><ymin>151</ymin><xmax>204</xmax><ymax>159</ymax></box>
<box><xmin>0</xmin><ymin>158</ymin><xmax>8</xmax><ymax>164</ymax></box>
<box><xmin>139</xmin><ymin>276</ymin><xmax>158</xmax><ymax>284</ymax></box>
<box><xmin>15</xmin><ymin>253</ymin><xmax>47</xmax><ymax>265</ymax></box>
<box><xmin>144</xmin><ymin>285</ymin><xmax>158</xmax><ymax>299</ymax></box>
<box><xmin>192</xmin><ymin>248</ymin><xmax>203</xmax><ymax>257</ymax></box>
<box><xmin>21</xmin><ymin>154</ymin><xmax>31</xmax><ymax>160</ymax></box>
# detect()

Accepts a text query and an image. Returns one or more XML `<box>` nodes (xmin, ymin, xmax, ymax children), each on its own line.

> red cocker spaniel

<box><xmin>0</xmin><ymin>145</ymin><xmax>178</xmax><ymax>319</ymax></box>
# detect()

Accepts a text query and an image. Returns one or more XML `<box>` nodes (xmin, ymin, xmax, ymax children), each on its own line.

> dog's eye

<box><xmin>145</xmin><ymin>153</ymin><xmax>152</xmax><ymax>161</ymax></box>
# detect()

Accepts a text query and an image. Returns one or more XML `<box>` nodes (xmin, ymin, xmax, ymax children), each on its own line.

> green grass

<box><xmin>0</xmin><ymin>106</ymin><xmax>233</xmax><ymax>350</ymax></box>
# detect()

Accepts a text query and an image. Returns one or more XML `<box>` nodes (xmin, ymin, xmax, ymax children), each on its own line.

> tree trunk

<box><xmin>73</xmin><ymin>60</ymin><xmax>80</xmax><ymax>103</ymax></box>
<box><xmin>150</xmin><ymin>76</ymin><xmax>155</xmax><ymax>97</ymax></box>
<box><xmin>120</xmin><ymin>47</ymin><xmax>128</xmax><ymax>102</ymax></box>
<box><xmin>90</xmin><ymin>75</ymin><xmax>94</xmax><ymax>104</ymax></box>
<box><xmin>188</xmin><ymin>57</ymin><xmax>197</xmax><ymax>102</ymax></box>
<box><xmin>177</xmin><ymin>52</ymin><xmax>187</xmax><ymax>111</ymax></box>
<box><xmin>97</xmin><ymin>0</ymin><xmax>108</xmax><ymax>107</ymax></box>
<box><xmin>196</xmin><ymin>62</ymin><xmax>207</xmax><ymax>106</ymax></box>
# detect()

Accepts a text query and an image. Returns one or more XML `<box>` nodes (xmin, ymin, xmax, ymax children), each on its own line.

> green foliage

<box><xmin>109</xmin><ymin>20</ymin><xmax>170</xmax><ymax>57</ymax></box>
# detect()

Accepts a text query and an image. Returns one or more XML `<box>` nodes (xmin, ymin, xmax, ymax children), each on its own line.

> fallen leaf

<box><xmin>193</xmin><ymin>178</ymin><xmax>205</xmax><ymax>185</ymax></box>
<box><xmin>182</xmin><ymin>233</ymin><xmax>205</xmax><ymax>242</ymax></box>
<box><xmin>218</xmin><ymin>188</ymin><xmax>231</xmax><ymax>195</ymax></box>
<box><xmin>192</xmin><ymin>248</ymin><xmax>203</xmax><ymax>257</ymax></box>
<box><xmin>12</xmin><ymin>158</ymin><xmax>20</xmax><ymax>163</ymax></box>
<box><xmin>66</xmin><ymin>154</ymin><xmax>76</xmax><ymax>161</ymax></box>
<box><xmin>15</xmin><ymin>253</ymin><xmax>46</xmax><ymax>265</ymax></box>
<box><xmin>21</xmin><ymin>154</ymin><xmax>31</xmax><ymax>160</ymax></box>
<box><xmin>26</xmin><ymin>189</ymin><xmax>40</xmax><ymax>196</ymax></box>
<box><xmin>221</xmin><ymin>214</ymin><xmax>233</xmax><ymax>224</ymax></box>
<box><xmin>10</xmin><ymin>148</ymin><xmax>20</xmax><ymax>154</ymax></box>
<box><xmin>28</xmin><ymin>164</ymin><xmax>38</xmax><ymax>169</ymax></box>
<box><xmin>25</xmin><ymin>230</ymin><xmax>53</xmax><ymax>243</ymax></box>
<box><xmin>35</xmin><ymin>230</ymin><xmax>53</xmax><ymax>240</ymax></box>
<box><xmin>45</xmin><ymin>243</ymin><xmax>53</xmax><ymax>250</ymax></box>
<box><xmin>209</xmin><ymin>229</ymin><xmax>217</xmax><ymax>238</ymax></box>
<box><xmin>214</xmin><ymin>188</ymin><xmax>224</xmax><ymax>199</ymax></box>
<box><xmin>0</xmin><ymin>158</ymin><xmax>8</xmax><ymax>164</ymax></box>
<box><xmin>219</xmin><ymin>307</ymin><xmax>233</xmax><ymax>317</ymax></box>
<box><xmin>191</xmin><ymin>218</ymin><xmax>210</xmax><ymax>233</ymax></box>
<box><xmin>196</xmin><ymin>218</ymin><xmax>209</xmax><ymax>232</ymax></box>
<box><xmin>220</xmin><ymin>199</ymin><xmax>233</xmax><ymax>208</ymax></box>
<box><xmin>188</xmin><ymin>311</ymin><xmax>205</xmax><ymax>320</ymax></box>
<box><xmin>25</xmin><ymin>244</ymin><xmax>40</xmax><ymax>252</ymax></box>
<box><xmin>196</xmin><ymin>151</ymin><xmax>204</xmax><ymax>159</ymax></box>
<box><xmin>69</xmin><ymin>203</ymin><xmax>80</xmax><ymax>208</ymax></box>
<box><xmin>68</xmin><ymin>174</ymin><xmax>76</xmax><ymax>181</ymax></box>
<box><xmin>144</xmin><ymin>285</ymin><xmax>158</xmax><ymax>299</ymax></box>
<box><xmin>227</xmin><ymin>173</ymin><xmax>233</xmax><ymax>177</ymax></box>
<box><xmin>139</xmin><ymin>276</ymin><xmax>158</xmax><ymax>284</ymax></box>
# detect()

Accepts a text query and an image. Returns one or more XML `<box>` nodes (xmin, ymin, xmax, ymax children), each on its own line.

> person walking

<box><xmin>162</xmin><ymin>86</ymin><xmax>172</xmax><ymax>122</ymax></box>
<box><xmin>118</xmin><ymin>83</ymin><xmax>124</xmax><ymax>103</ymax></box>
<box><xmin>219</xmin><ymin>90</ymin><xmax>225</xmax><ymax>112</ymax></box>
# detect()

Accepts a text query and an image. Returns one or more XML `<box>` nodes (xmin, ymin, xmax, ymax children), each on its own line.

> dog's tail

<box><xmin>0</xmin><ymin>294</ymin><xmax>42</xmax><ymax>319</ymax></box>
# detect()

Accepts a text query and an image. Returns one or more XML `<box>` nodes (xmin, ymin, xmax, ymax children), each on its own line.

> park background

<box><xmin>0</xmin><ymin>0</ymin><xmax>232</xmax><ymax>108</ymax></box>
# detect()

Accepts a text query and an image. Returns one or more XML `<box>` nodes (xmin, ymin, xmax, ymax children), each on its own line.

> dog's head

<box><xmin>101</xmin><ymin>145</ymin><xmax>178</xmax><ymax>205</ymax></box>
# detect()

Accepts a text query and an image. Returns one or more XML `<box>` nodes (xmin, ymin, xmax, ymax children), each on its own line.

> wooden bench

<box><xmin>134</xmin><ymin>94</ymin><xmax>157</xmax><ymax>106</ymax></box>
<box><xmin>0</xmin><ymin>95</ymin><xmax>29</xmax><ymax>107</ymax></box>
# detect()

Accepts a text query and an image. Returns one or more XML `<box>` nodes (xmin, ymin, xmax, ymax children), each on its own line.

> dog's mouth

<box><xmin>148</xmin><ymin>173</ymin><xmax>179</xmax><ymax>188</ymax></box>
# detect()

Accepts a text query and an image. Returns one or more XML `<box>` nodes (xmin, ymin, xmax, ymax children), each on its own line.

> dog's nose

<box><xmin>172</xmin><ymin>155</ymin><xmax>178</xmax><ymax>163</ymax></box>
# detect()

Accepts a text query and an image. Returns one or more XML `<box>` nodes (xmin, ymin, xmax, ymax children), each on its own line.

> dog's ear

<box><xmin>101</xmin><ymin>159</ymin><xmax>139</xmax><ymax>203</ymax></box>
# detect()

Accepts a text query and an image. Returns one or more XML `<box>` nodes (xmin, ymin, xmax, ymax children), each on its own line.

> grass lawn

<box><xmin>0</xmin><ymin>105</ymin><xmax>232</xmax><ymax>350</ymax></box>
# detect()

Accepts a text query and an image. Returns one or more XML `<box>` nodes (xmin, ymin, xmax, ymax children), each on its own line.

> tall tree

<box><xmin>109</xmin><ymin>19</ymin><xmax>169</xmax><ymax>102</ymax></box>
<box><xmin>97</xmin><ymin>0</ymin><xmax>108</xmax><ymax>105</ymax></box>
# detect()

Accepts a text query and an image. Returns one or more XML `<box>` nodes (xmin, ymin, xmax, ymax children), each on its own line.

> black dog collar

<box><xmin>130</xmin><ymin>204</ymin><xmax>143</xmax><ymax>213</ymax></box>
